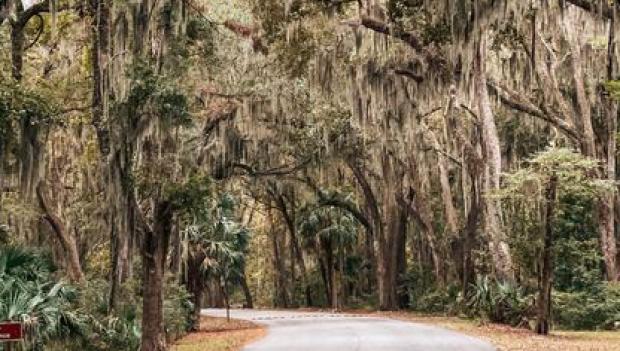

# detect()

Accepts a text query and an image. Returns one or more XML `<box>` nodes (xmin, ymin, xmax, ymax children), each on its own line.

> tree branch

<box><xmin>23</xmin><ymin>13</ymin><xmax>44</xmax><ymax>50</ymax></box>
<box><xmin>294</xmin><ymin>175</ymin><xmax>372</xmax><ymax>232</ymax></box>
<box><xmin>343</xmin><ymin>15</ymin><xmax>423</xmax><ymax>51</ymax></box>
<box><xmin>487</xmin><ymin>79</ymin><xmax>582</xmax><ymax>141</ymax></box>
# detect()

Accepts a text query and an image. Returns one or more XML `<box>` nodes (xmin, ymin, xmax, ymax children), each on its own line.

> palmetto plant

<box><xmin>298</xmin><ymin>200</ymin><xmax>359</xmax><ymax>308</ymax></box>
<box><xmin>186</xmin><ymin>193</ymin><xmax>250</xmax><ymax>277</ymax></box>
<box><xmin>182</xmin><ymin>191</ymin><xmax>251</xmax><ymax>324</ymax></box>
<box><xmin>467</xmin><ymin>275</ymin><xmax>532</xmax><ymax>325</ymax></box>
<box><xmin>0</xmin><ymin>247</ymin><xmax>86</xmax><ymax>351</ymax></box>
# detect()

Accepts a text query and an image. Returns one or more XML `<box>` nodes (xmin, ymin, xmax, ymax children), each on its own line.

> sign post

<box><xmin>0</xmin><ymin>322</ymin><xmax>23</xmax><ymax>351</ymax></box>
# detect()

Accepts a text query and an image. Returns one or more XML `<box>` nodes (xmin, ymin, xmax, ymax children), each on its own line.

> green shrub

<box><xmin>553</xmin><ymin>283</ymin><xmax>620</xmax><ymax>330</ymax></box>
<box><xmin>72</xmin><ymin>276</ymin><xmax>192</xmax><ymax>351</ymax></box>
<box><xmin>0</xmin><ymin>246</ymin><xmax>88</xmax><ymax>351</ymax></box>
<box><xmin>164</xmin><ymin>277</ymin><xmax>193</xmax><ymax>340</ymax></box>
<box><xmin>415</xmin><ymin>287</ymin><xmax>460</xmax><ymax>314</ymax></box>
<box><xmin>466</xmin><ymin>275</ymin><xmax>533</xmax><ymax>325</ymax></box>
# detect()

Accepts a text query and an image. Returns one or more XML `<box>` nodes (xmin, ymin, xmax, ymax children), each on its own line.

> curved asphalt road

<box><xmin>203</xmin><ymin>309</ymin><xmax>496</xmax><ymax>351</ymax></box>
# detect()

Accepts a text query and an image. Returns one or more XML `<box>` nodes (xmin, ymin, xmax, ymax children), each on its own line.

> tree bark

<box><xmin>36</xmin><ymin>181</ymin><xmax>85</xmax><ymax>283</ymax></box>
<box><xmin>475</xmin><ymin>35</ymin><xmax>514</xmax><ymax>282</ymax></box>
<box><xmin>536</xmin><ymin>174</ymin><xmax>558</xmax><ymax>335</ymax></box>
<box><xmin>187</xmin><ymin>251</ymin><xmax>207</xmax><ymax>331</ymax></box>
<box><xmin>462</xmin><ymin>180</ymin><xmax>481</xmax><ymax>297</ymax></box>
<box><xmin>275</xmin><ymin>191</ymin><xmax>312</xmax><ymax>306</ymax></box>
<box><xmin>342</xmin><ymin>161</ymin><xmax>378</xmax><ymax>296</ymax></box>
<box><xmin>141</xmin><ymin>201</ymin><xmax>173</xmax><ymax>351</ymax></box>
<box><xmin>241</xmin><ymin>273</ymin><xmax>254</xmax><ymax>308</ymax></box>
<box><xmin>10</xmin><ymin>3</ymin><xmax>25</xmax><ymax>82</ymax></box>
<box><xmin>268</xmin><ymin>207</ymin><xmax>289</xmax><ymax>307</ymax></box>
<box><xmin>90</xmin><ymin>0</ymin><xmax>111</xmax><ymax>155</ymax></box>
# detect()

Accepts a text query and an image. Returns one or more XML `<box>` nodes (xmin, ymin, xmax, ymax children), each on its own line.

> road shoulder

<box><xmin>172</xmin><ymin>316</ymin><xmax>266</xmax><ymax>351</ymax></box>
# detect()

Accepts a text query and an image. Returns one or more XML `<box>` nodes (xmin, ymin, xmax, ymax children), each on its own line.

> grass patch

<box><xmin>172</xmin><ymin>316</ymin><xmax>266</xmax><ymax>351</ymax></box>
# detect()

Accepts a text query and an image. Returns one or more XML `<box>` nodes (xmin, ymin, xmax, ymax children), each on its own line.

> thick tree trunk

<box><xmin>536</xmin><ymin>174</ymin><xmax>558</xmax><ymax>335</ymax></box>
<box><xmin>36</xmin><ymin>181</ymin><xmax>85</xmax><ymax>283</ymax></box>
<box><xmin>141</xmin><ymin>201</ymin><xmax>172</xmax><ymax>351</ymax></box>
<box><xmin>475</xmin><ymin>36</ymin><xmax>514</xmax><ymax>282</ymax></box>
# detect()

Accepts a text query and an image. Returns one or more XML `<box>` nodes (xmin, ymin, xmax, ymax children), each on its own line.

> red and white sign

<box><xmin>0</xmin><ymin>322</ymin><xmax>23</xmax><ymax>342</ymax></box>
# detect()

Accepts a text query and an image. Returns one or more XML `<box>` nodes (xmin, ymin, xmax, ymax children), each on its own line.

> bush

<box><xmin>72</xmin><ymin>276</ymin><xmax>193</xmax><ymax>351</ymax></box>
<box><xmin>466</xmin><ymin>275</ymin><xmax>533</xmax><ymax>325</ymax></box>
<box><xmin>0</xmin><ymin>246</ymin><xmax>88</xmax><ymax>351</ymax></box>
<box><xmin>553</xmin><ymin>283</ymin><xmax>620</xmax><ymax>330</ymax></box>
<box><xmin>415</xmin><ymin>287</ymin><xmax>461</xmax><ymax>314</ymax></box>
<box><xmin>74</xmin><ymin>279</ymin><xmax>141</xmax><ymax>351</ymax></box>
<box><xmin>164</xmin><ymin>276</ymin><xmax>193</xmax><ymax>340</ymax></box>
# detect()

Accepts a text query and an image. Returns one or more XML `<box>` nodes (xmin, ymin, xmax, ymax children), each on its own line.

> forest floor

<box><xmin>374</xmin><ymin>311</ymin><xmax>620</xmax><ymax>351</ymax></box>
<box><xmin>172</xmin><ymin>316</ymin><xmax>266</xmax><ymax>351</ymax></box>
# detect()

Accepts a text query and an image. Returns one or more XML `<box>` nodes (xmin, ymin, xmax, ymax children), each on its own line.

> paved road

<box><xmin>203</xmin><ymin>309</ymin><xmax>496</xmax><ymax>351</ymax></box>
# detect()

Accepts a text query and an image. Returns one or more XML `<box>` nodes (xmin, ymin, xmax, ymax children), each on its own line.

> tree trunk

<box><xmin>268</xmin><ymin>208</ymin><xmax>289</xmax><ymax>307</ymax></box>
<box><xmin>323</xmin><ymin>240</ymin><xmax>338</xmax><ymax>309</ymax></box>
<box><xmin>347</xmin><ymin>160</ymin><xmax>380</xmax><ymax>297</ymax></box>
<box><xmin>141</xmin><ymin>201</ymin><xmax>172</xmax><ymax>351</ymax></box>
<box><xmin>169</xmin><ymin>218</ymin><xmax>182</xmax><ymax>278</ymax></box>
<box><xmin>600</xmin><ymin>21</ymin><xmax>618</xmax><ymax>280</ymax></box>
<box><xmin>36</xmin><ymin>181</ymin><xmax>85</xmax><ymax>283</ymax></box>
<box><xmin>241</xmin><ymin>273</ymin><xmax>254</xmax><ymax>308</ymax></box>
<box><xmin>318</xmin><ymin>253</ymin><xmax>331</xmax><ymax>305</ymax></box>
<box><xmin>90</xmin><ymin>0</ymin><xmax>110</xmax><ymax>155</ymax></box>
<box><xmin>10</xmin><ymin>10</ymin><xmax>24</xmax><ymax>81</ymax></box>
<box><xmin>475</xmin><ymin>36</ymin><xmax>514</xmax><ymax>282</ymax></box>
<box><xmin>277</xmin><ymin>192</ymin><xmax>312</xmax><ymax>306</ymax></box>
<box><xmin>394</xmin><ymin>207</ymin><xmax>408</xmax><ymax>308</ymax></box>
<box><xmin>462</xmin><ymin>180</ymin><xmax>481</xmax><ymax>297</ymax></box>
<box><xmin>536</xmin><ymin>174</ymin><xmax>558</xmax><ymax>335</ymax></box>
<box><xmin>187</xmin><ymin>251</ymin><xmax>206</xmax><ymax>331</ymax></box>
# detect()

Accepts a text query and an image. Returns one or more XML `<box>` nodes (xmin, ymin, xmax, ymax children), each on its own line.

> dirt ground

<box><xmin>172</xmin><ymin>316</ymin><xmax>266</xmax><ymax>351</ymax></box>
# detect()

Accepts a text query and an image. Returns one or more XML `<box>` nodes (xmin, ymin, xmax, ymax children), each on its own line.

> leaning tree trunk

<box><xmin>475</xmin><ymin>36</ymin><xmax>514</xmax><ymax>282</ymax></box>
<box><xmin>347</xmin><ymin>159</ymin><xmax>380</xmax><ymax>298</ymax></box>
<box><xmin>36</xmin><ymin>181</ymin><xmax>85</xmax><ymax>283</ymax></box>
<box><xmin>537</xmin><ymin>174</ymin><xmax>558</xmax><ymax>335</ymax></box>
<box><xmin>141</xmin><ymin>201</ymin><xmax>173</xmax><ymax>351</ymax></box>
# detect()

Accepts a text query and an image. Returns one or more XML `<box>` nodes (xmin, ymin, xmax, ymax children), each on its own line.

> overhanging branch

<box><xmin>487</xmin><ymin>79</ymin><xmax>582</xmax><ymax>141</ymax></box>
